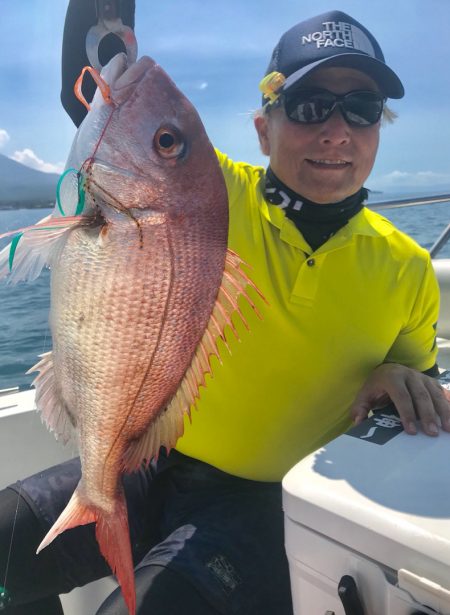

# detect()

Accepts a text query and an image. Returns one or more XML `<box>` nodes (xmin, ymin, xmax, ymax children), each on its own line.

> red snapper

<box><xmin>0</xmin><ymin>54</ymin><xmax>263</xmax><ymax>614</ymax></box>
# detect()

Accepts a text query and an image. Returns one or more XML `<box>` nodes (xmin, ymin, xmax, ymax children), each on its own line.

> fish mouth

<box><xmin>112</xmin><ymin>56</ymin><xmax>158</xmax><ymax>94</ymax></box>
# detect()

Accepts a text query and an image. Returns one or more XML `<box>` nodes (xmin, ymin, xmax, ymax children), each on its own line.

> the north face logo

<box><xmin>301</xmin><ymin>20</ymin><xmax>375</xmax><ymax>56</ymax></box>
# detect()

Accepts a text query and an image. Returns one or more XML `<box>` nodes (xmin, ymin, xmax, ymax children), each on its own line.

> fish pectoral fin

<box><xmin>122</xmin><ymin>249</ymin><xmax>266</xmax><ymax>473</ymax></box>
<box><xmin>0</xmin><ymin>214</ymin><xmax>91</xmax><ymax>283</ymax></box>
<box><xmin>28</xmin><ymin>351</ymin><xmax>76</xmax><ymax>445</ymax></box>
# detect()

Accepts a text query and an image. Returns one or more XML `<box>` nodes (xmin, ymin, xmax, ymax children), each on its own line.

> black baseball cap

<box><xmin>262</xmin><ymin>10</ymin><xmax>404</xmax><ymax>103</ymax></box>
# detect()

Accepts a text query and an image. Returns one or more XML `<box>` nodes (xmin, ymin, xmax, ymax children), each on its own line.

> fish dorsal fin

<box><xmin>122</xmin><ymin>248</ymin><xmax>266</xmax><ymax>472</ymax></box>
<box><xmin>28</xmin><ymin>351</ymin><xmax>75</xmax><ymax>445</ymax></box>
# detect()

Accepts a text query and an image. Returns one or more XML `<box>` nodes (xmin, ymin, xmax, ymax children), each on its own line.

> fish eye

<box><xmin>154</xmin><ymin>126</ymin><xmax>185</xmax><ymax>159</ymax></box>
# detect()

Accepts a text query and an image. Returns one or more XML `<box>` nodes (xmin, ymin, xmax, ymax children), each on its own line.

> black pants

<box><xmin>0</xmin><ymin>487</ymin><xmax>219</xmax><ymax>615</ymax></box>
<box><xmin>0</xmin><ymin>453</ymin><xmax>293</xmax><ymax>614</ymax></box>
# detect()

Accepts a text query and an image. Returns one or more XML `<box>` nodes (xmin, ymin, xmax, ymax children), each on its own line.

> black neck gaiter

<box><xmin>264</xmin><ymin>167</ymin><xmax>368</xmax><ymax>252</ymax></box>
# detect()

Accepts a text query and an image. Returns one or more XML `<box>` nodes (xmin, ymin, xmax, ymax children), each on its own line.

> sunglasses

<box><xmin>274</xmin><ymin>88</ymin><xmax>386</xmax><ymax>127</ymax></box>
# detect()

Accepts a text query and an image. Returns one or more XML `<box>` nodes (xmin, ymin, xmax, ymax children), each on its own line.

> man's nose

<box><xmin>318</xmin><ymin>107</ymin><xmax>351</xmax><ymax>145</ymax></box>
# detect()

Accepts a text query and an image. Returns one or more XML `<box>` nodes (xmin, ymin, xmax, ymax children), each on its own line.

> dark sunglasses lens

<box><xmin>343</xmin><ymin>92</ymin><xmax>384</xmax><ymax>126</ymax></box>
<box><xmin>283</xmin><ymin>90</ymin><xmax>384</xmax><ymax>126</ymax></box>
<box><xmin>285</xmin><ymin>92</ymin><xmax>336</xmax><ymax>123</ymax></box>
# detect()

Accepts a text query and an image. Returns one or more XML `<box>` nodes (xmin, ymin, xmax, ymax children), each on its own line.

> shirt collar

<box><xmin>259</xmin><ymin>181</ymin><xmax>394</xmax><ymax>251</ymax></box>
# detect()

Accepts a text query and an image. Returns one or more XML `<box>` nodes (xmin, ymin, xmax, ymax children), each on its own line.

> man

<box><xmin>1</xmin><ymin>5</ymin><xmax>449</xmax><ymax>615</ymax></box>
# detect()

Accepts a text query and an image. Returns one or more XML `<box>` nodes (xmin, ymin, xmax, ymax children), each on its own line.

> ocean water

<box><xmin>0</xmin><ymin>208</ymin><xmax>53</xmax><ymax>390</ymax></box>
<box><xmin>0</xmin><ymin>198</ymin><xmax>449</xmax><ymax>390</ymax></box>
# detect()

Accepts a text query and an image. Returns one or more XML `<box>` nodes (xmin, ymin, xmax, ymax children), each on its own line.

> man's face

<box><xmin>254</xmin><ymin>67</ymin><xmax>381</xmax><ymax>204</ymax></box>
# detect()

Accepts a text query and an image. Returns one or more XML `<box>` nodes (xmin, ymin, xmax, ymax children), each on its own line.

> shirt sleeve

<box><xmin>385</xmin><ymin>254</ymin><xmax>440</xmax><ymax>372</ymax></box>
<box><xmin>215</xmin><ymin>149</ymin><xmax>258</xmax><ymax>211</ymax></box>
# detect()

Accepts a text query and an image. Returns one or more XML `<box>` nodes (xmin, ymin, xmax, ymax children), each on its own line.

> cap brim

<box><xmin>282</xmin><ymin>54</ymin><xmax>404</xmax><ymax>99</ymax></box>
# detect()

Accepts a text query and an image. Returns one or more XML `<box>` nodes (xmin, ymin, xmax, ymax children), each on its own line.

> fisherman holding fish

<box><xmin>1</xmin><ymin>2</ymin><xmax>450</xmax><ymax>615</ymax></box>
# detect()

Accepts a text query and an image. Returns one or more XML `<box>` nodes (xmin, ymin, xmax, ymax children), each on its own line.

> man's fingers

<box><xmin>407</xmin><ymin>380</ymin><xmax>439</xmax><ymax>436</ymax></box>
<box><xmin>401</xmin><ymin>376</ymin><xmax>450</xmax><ymax>436</ymax></box>
<box><xmin>349</xmin><ymin>365</ymin><xmax>450</xmax><ymax>437</ymax></box>
<box><xmin>425</xmin><ymin>380</ymin><xmax>450</xmax><ymax>432</ymax></box>
<box><xmin>349</xmin><ymin>398</ymin><xmax>371</xmax><ymax>424</ymax></box>
<box><xmin>387</xmin><ymin>385</ymin><xmax>418</xmax><ymax>435</ymax></box>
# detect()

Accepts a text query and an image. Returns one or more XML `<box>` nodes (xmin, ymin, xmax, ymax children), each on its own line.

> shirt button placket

<box><xmin>290</xmin><ymin>255</ymin><xmax>322</xmax><ymax>305</ymax></box>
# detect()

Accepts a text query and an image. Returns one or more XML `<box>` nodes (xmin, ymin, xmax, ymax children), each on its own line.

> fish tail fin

<box><xmin>37</xmin><ymin>486</ymin><xmax>136</xmax><ymax>615</ymax></box>
<box><xmin>95</xmin><ymin>495</ymin><xmax>136</xmax><ymax>615</ymax></box>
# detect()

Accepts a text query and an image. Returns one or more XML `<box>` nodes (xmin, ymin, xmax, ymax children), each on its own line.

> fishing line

<box><xmin>2</xmin><ymin>481</ymin><xmax>23</xmax><ymax>603</ymax></box>
<box><xmin>85</xmin><ymin>175</ymin><xmax>144</xmax><ymax>244</ymax></box>
<box><xmin>89</xmin><ymin>103</ymin><xmax>116</xmax><ymax>160</ymax></box>
<box><xmin>79</xmin><ymin>104</ymin><xmax>145</xmax><ymax>245</ymax></box>
<box><xmin>79</xmin><ymin>94</ymin><xmax>117</xmax><ymax>181</ymax></box>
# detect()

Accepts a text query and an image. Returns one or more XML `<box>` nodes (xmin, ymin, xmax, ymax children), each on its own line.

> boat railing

<box><xmin>369</xmin><ymin>192</ymin><xmax>450</xmax><ymax>258</ymax></box>
<box><xmin>369</xmin><ymin>193</ymin><xmax>450</xmax><ymax>338</ymax></box>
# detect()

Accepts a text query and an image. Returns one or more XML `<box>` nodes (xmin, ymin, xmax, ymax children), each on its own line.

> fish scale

<box><xmin>54</xmin><ymin>225</ymin><xmax>177</xmax><ymax>431</ymax></box>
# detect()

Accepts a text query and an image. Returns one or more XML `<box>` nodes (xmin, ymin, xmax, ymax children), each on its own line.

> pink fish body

<box><xmin>0</xmin><ymin>55</ymin><xmax>263</xmax><ymax>614</ymax></box>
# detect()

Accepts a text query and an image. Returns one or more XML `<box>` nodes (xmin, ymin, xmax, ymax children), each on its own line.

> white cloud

<box><xmin>178</xmin><ymin>80</ymin><xmax>209</xmax><ymax>92</ymax></box>
<box><xmin>370</xmin><ymin>170</ymin><xmax>450</xmax><ymax>191</ymax></box>
<box><xmin>191</xmin><ymin>81</ymin><xmax>208</xmax><ymax>91</ymax></box>
<box><xmin>10</xmin><ymin>148</ymin><xmax>64</xmax><ymax>174</ymax></box>
<box><xmin>0</xmin><ymin>129</ymin><xmax>10</xmax><ymax>148</ymax></box>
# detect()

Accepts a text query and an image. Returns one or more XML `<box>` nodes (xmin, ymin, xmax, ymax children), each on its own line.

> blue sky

<box><xmin>1</xmin><ymin>0</ymin><xmax>450</xmax><ymax>193</ymax></box>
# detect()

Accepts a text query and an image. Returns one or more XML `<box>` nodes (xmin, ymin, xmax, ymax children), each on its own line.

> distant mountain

<box><xmin>0</xmin><ymin>154</ymin><xmax>59</xmax><ymax>208</ymax></box>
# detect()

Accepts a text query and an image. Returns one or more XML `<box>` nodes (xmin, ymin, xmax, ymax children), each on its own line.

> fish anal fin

<box><xmin>122</xmin><ymin>399</ymin><xmax>185</xmax><ymax>472</ymax></box>
<box><xmin>28</xmin><ymin>351</ymin><xmax>75</xmax><ymax>445</ymax></box>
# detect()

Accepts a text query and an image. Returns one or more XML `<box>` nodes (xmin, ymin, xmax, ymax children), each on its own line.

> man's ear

<box><xmin>254</xmin><ymin>114</ymin><xmax>270</xmax><ymax>156</ymax></box>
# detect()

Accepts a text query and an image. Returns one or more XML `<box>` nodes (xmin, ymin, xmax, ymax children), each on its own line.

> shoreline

<box><xmin>0</xmin><ymin>202</ymin><xmax>55</xmax><ymax>211</ymax></box>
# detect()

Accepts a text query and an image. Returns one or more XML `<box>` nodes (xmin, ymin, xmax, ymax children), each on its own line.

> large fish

<box><xmin>0</xmin><ymin>54</ymin><xmax>263</xmax><ymax>614</ymax></box>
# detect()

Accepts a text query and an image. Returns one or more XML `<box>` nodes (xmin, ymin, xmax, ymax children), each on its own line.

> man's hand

<box><xmin>350</xmin><ymin>363</ymin><xmax>450</xmax><ymax>436</ymax></box>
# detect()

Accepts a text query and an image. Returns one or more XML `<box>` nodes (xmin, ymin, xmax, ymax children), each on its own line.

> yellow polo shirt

<box><xmin>176</xmin><ymin>151</ymin><xmax>439</xmax><ymax>481</ymax></box>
